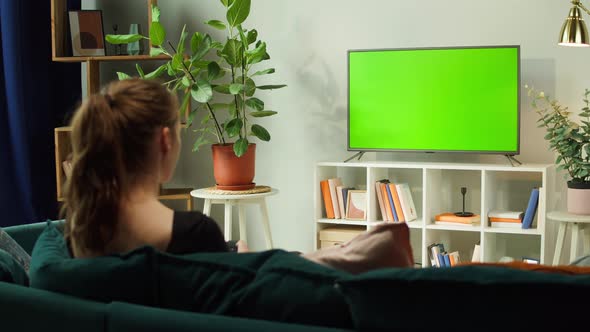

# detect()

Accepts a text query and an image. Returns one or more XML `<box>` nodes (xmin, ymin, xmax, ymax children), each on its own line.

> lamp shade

<box><xmin>559</xmin><ymin>6</ymin><xmax>590</xmax><ymax>47</ymax></box>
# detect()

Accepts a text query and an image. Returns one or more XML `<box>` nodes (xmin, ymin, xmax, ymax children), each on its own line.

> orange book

<box><xmin>389</xmin><ymin>183</ymin><xmax>405</xmax><ymax>222</ymax></box>
<box><xmin>381</xmin><ymin>183</ymin><xmax>394</xmax><ymax>221</ymax></box>
<box><xmin>489</xmin><ymin>217</ymin><xmax>521</xmax><ymax>223</ymax></box>
<box><xmin>375</xmin><ymin>181</ymin><xmax>388</xmax><ymax>221</ymax></box>
<box><xmin>435</xmin><ymin>213</ymin><xmax>480</xmax><ymax>224</ymax></box>
<box><xmin>320</xmin><ymin>180</ymin><xmax>335</xmax><ymax>219</ymax></box>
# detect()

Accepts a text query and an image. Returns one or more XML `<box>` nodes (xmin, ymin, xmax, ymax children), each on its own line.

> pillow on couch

<box><xmin>29</xmin><ymin>220</ymin><xmax>258</xmax><ymax>313</ymax></box>
<box><xmin>0</xmin><ymin>227</ymin><xmax>31</xmax><ymax>272</ymax></box>
<box><xmin>335</xmin><ymin>265</ymin><xmax>590</xmax><ymax>330</ymax></box>
<box><xmin>231</xmin><ymin>250</ymin><xmax>354</xmax><ymax>329</ymax></box>
<box><xmin>29</xmin><ymin>221</ymin><xmax>159</xmax><ymax>305</ymax></box>
<box><xmin>0</xmin><ymin>248</ymin><xmax>29</xmax><ymax>285</ymax></box>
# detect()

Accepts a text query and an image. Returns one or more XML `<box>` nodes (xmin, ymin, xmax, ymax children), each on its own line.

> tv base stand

<box><xmin>505</xmin><ymin>154</ymin><xmax>522</xmax><ymax>167</ymax></box>
<box><xmin>344</xmin><ymin>151</ymin><xmax>365</xmax><ymax>163</ymax></box>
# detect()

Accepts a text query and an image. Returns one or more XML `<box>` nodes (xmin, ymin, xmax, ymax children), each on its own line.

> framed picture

<box><xmin>346</xmin><ymin>190</ymin><xmax>367</xmax><ymax>220</ymax></box>
<box><xmin>68</xmin><ymin>10</ymin><xmax>106</xmax><ymax>56</ymax></box>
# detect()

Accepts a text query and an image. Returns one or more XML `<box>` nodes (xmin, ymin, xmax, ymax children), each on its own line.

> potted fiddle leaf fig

<box><xmin>526</xmin><ymin>85</ymin><xmax>590</xmax><ymax>214</ymax></box>
<box><xmin>106</xmin><ymin>0</ymin><xmax>286</xmax><ymax>190</ymax></box>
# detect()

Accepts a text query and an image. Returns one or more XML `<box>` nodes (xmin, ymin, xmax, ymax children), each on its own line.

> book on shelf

<box><xmin>490</xmin><ymin>220</ymin><xmax>523</xmax><ymax>228</ymax></box>
<box><xmin>320</xmin><ymin>180</ymin><xmax>335</xmax><ymax>219</ymax></box>
<box><xmin>471</xmin><ymin>243</ymin><xmax>481</xmax><ymax>262</ymax></box>
<box><xmin>429</xmin><ymin>243</ymin><xmax>446</xmax><ymax>267</ymax></box>
<box><xmin>375</xmin><ymin>180</ymin><xmax>389</xmax><ymax>221</ymax></box>
<box><xmin>489</xmin><ymin>217</ymin><xmax>522</xmax><ymax>223</ymax></box>
<box><xmin>396</xmin><ymin>183</ymin><xmax>418</xmax><ymax>222</ymax></box>
<box><xmin>328</xmin><ymin>178</ymin><xmax>343</xmax><ymax>219</ymax></box>
<box><xmin>448</xmin><ymin>251</ymin><xmax>461</xmax><ymax>266</ymax></box>
<box><xmin>522</xmin><ymin>187</ymin><xmax>540</xmax><ymax>229</ymax></box>
<box><xmin>385</xmin><ymin>184</ymin><xmax>399</xmax><ymax>222</ymax></box>
<box><xmin>389</xmin><ymin>183</ymin><xmax>405</xmax><ymax>222</ymax></box>
<box><xmin>341</xmin><ymin>187</ymin><xmax>353</xmax><ymax>215</ymax></box>
<box><xmin>434</xmin><ymin>213</ymin><xmax>480</xmax><ymax>225</ymax></box>
<box><xmin>336</xmin><ymin>185</ymin><xmax>346</xmax><ymax>219</ymax></box>
<box><xmin>380</xmin><ymin>182</ymin><xmax>395</xmax><ymax>222</ymax></box>
<box><xmin>488</xmin><ymin>210</ymin><xmax>524</xmax><ymax>220</ymax></box>
<box><xmin>443</xmin><ymin>253</ymin><xmax>451</xmax><ymax>267</ymax></box>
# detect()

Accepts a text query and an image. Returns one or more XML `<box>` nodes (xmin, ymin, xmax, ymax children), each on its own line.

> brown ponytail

<box><xmin>62</xmin><ymin>78</ymin><xmax>178</xmax><ymax>257</ymax></box>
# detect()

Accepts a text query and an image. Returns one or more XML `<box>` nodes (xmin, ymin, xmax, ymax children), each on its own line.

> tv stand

<box><xmin>504</xmin><ymin>154</ymin><xmax>522</xmax><ymax>167</ymax></box>
<box><xmin>344</xmin><ymin>151</ymin><xmax>365</xmax><ymax>163</ymax></box>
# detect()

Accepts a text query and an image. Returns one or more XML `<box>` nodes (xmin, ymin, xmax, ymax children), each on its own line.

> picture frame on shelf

<box><xmin>346</xmin><ymin>190</ymin><xmax>367</xmax><ymax>220</ymax></box>
<box><xmin>68</xmin><ymin>10</ymin><xmax>106</xmax><ymax>57</ymax></box>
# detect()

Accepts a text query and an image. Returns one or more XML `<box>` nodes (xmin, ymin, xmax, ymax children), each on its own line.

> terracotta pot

<box><xmin>567</xmin><ymin>181</ymin><xmax>590</xmax><ymax>215</ymax></box>
<box><xmin>211</xmin><ymin>143</ymin><xmax>256</xmax><ymax>190</ymax></box>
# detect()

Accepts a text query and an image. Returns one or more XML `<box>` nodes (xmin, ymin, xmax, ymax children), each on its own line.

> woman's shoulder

<box><xmin>173</xmin><ymin>210</ymin><xmax>210</xmax><ymax>224</ymax></box>
<box><xmin>167</xmin><ymin>210</ymin><xmax>227</xmax><ymax>254</ymax></box>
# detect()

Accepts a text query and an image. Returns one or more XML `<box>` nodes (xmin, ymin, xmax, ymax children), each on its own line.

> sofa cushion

<box><xmin>232</xmin><ymin>250</ymin><xmax>354</xmax><ymax>329</ymax></box>
<box><xmin>29</xmin><ymin>220</ymin><xmax>159</xmax><ymax>305</ymax></box>
<box><xmin>28</xmin><ymin>220</ymin><xmax>258</xmax><ymax>313</ymax></box>
<box><xmin>0</xmin><ymin>280</ymin><xmax>106</xmax><ymax>332</ymax></box>
<box><xmin>108</xmin><ymin>301</ymin><xmax>351</xmax><ymax>332</ymax></box>
<box><xmin>0</xmin><ymin>248</ymin><xmax>29</xmax><ymax>285</ymax></box>
<box><xmin>0</xmin><ymin>227</ymin><xmax>31</xmax><ymax>272</ymax></box>
<box><xmin>335</xmin><ymin>265</ymin><xmax>590</xmax><ymax>330</ymax></box>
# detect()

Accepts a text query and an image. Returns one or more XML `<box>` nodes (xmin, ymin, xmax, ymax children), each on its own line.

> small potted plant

<box><xmin>106</xmin><ymin>0</ymin><xmax>286</xmax><ymax>190</ymax></box>
<box><xmin>526</xmin><ymin>85</ymin><xmax>590</xmax><ymax>214</ymax></box>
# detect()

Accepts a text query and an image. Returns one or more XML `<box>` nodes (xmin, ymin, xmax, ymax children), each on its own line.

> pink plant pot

<box><xmin>567</xmin><ymin>181</ymin><xmax>590</xmax><ymax>215</ymax></box>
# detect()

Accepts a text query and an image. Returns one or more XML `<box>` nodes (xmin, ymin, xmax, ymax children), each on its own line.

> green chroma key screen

<box><xmin>348</xmin><ymin>46</ymin><xmax>519</xmax><ymax>153</ymax></box>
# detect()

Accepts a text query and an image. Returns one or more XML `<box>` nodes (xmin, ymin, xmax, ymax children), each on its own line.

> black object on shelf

<box><xmin>454</xmin><ymin>187</ymin><xmax>474</xmax><ymax>217</ymax></box>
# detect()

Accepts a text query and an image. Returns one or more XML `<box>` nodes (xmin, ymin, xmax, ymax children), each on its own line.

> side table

<box><xmin>190</xmin><ymin>186</ymin><xmax>278</xmax><ymax>249</ymax></box>
<box><xmin>547</xmin><ymin>211</ymin><xmax>590</xmax><ymax>265</ymax></box>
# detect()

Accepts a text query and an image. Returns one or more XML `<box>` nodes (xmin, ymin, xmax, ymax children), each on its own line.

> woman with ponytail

<box><xmin>62</xmin><ymin>78</ymin><xmax>244</xmax><ymax>258</ymax></box>
<box><xmin>62</xmin><ymin>78</ymin><xmax>414</xmax><ymax>274</ymax></box>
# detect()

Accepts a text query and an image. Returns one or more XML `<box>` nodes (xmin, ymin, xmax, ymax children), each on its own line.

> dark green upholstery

<box><xmin>0</xmin><ymin>249</ymin><xmax>28</xmax><ymax>285</ymax></box>
<box><xmin>29</xmin><ymin>221</ymin><xmax>159</xmax><ymax>305</ymax></box>
<box><xmin>336</xmin><ymin>265</ymin><xmax>590</xmax><ymax>330</ymax></box>
<box><xmin>3</xmin><ymin>220</ymin><xmax>62</xmax><ymax>255</ymax></box>
<box><xmin>0</xmin><ymin>281</ymin><xmax>106</xmax><ymax>332</ymax></box>
<box><xmin>232</xmin><ymin>249</ymin><xmax>354</xmax><ymax>329</ymax></box>
<box><xmin>107</xmin><ymin>301</ymin><xmax>350</xmax><ymax>332</ymax></box>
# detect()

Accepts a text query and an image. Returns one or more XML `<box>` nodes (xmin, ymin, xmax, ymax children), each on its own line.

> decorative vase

<box><xmin>127</xmin><ymin>24</ymin><xmax>141</xmax><ymax>55</ymax></box>
<box><xmin>567</xmin><ymin>181</ymin><xmax>590</xmax><ymax>215</ymax></box>
<box><xmin>212</xmin><ymin>143</ymin><xmax>256</xmax><ymax>190</ymax></box>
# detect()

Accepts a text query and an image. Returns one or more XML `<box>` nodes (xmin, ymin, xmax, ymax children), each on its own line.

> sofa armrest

<box><xmin>3</xmin><ymin>220</ymin><xmax>64</xmax><ymax>255</ymax></box>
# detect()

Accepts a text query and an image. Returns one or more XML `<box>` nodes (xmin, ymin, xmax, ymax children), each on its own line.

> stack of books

<box><xmin>374</xmin><ymin>179</ymin><xmax>418</xmax><ymax>222</ymax></box>
<box><xmin>434</xmin><ymin>213</ymin><xmax>480</xmax><ymax>226</ymax></box>
<box><xmin>488</xmin><ymin>210</ymin><xmax>524</xmax><ymax>228</ymax></box>
<box><xmin>427</xmin><ymin>243</ymin><xmax>462</xmax><ymax>267</ymax></box>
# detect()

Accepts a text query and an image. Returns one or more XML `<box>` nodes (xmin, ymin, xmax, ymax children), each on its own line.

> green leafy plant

<box><xmin>526</xmin><ymin>85</ymin><xmax>590</xmax><ymax>183</ymax></box>
<box><xmin>106</xmin><ymin>0</ymin><xmax>286</xmax><ymax>157</ymax></box>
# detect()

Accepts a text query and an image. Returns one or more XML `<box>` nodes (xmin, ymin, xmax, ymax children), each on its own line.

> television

<box><xmin>348</xmin><ymin>45</ymin><xmax>520</xmax><ymax>155</ymax></box>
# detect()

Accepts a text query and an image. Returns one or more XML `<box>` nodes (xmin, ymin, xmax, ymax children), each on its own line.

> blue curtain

<box><xmin>0</xmin><ymin>0</ymin><xmax>81</xmax><ymax>226</ymax></box>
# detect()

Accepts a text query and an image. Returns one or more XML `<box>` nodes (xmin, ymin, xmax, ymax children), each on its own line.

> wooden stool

<box><xmin>547</xmin><ymin>211</ymin><xmax>590</xmax><ymax>265</ymax></box>
<box><xmin>190</xmin><ymin>186</ymin><xmax>278</xmax><ymax>249</ymax></box>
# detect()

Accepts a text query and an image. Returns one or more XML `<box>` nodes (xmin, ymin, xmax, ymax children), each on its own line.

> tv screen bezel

<box><xmin>347</xmin><ymin>45</ymin><xmax>521</xmax><ymax>155</ymax></box>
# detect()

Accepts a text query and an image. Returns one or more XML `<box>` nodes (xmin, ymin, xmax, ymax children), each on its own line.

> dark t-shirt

<box><xmin>67</xmin><ymin>211</ymin><xmax>230</xmax><ymax>257</ymax></box>
<box><xmin>166</xmin><ymin>211</ymin><xmax>229</xmax><ymax>254</ymax></box>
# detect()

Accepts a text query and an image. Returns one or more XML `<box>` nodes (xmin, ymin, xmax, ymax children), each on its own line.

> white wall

<box><xmin>85</xmin><ymin>0</ymin><xmax>588</xmax><ymax>253</ymax></box>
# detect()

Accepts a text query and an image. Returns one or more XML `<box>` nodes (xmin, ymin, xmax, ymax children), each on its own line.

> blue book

<box><xmin>522</xmin><ymin>188</ymin><xmax>540</xmax><ymax>229</ymax></box>
<box><xmin>437</xmin><ymin>253</ymin><xmax>446</xmax><ymax>267</ymax></box>
<box><xmin>385</xmin><ymin>184</ymin><xmax>399</xmax><ymax>222</ymax></box>
<box><xmin>443</xmin><ymin>254</ymin><xmax>451</xmax><ymax>267</ymax></box>
<box><xmin>342</xmin><ymin>188</ymin><xmax>351</xmax><ymax>213</ymax></box>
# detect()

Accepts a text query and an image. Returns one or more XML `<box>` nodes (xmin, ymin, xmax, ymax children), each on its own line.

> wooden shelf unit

<box><xmin>54</xmin><ymin>127</ymin><xmax>193</xmax><ymax>210</ymax></box>
<box><xmin>51</xmin><ymin>0</ymin><xmax>163</xmax><ymax>94</ymax></box>
<box><xmin>314</xmin><ymin>161</ymin><xmax>557</xmax><ymax>266</ymax></box>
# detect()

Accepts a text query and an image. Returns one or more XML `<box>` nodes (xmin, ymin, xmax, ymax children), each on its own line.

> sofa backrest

<box><xmin>0</xmin><ymin>281</ymin><xmax>351</xmax><ymax>332</ymax></box>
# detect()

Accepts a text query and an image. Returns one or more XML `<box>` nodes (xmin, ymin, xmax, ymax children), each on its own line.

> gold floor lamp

<box><xmin>559</xmin><ymin>0</ymin><xmax>590</xmax><ymax>46</ymax></box>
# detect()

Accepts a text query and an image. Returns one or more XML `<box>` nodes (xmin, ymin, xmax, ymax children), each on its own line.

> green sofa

<box><xmin>3</xmin><ymin>221</ymin><xmax>590</xmax><ymax>331</ymax></box>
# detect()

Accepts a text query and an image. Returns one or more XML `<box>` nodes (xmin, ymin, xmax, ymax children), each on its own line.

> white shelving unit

<box><xmin>314</xmin><ymin>161</ymin><xmax>556</xmax><ymax>266</ymax></box>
